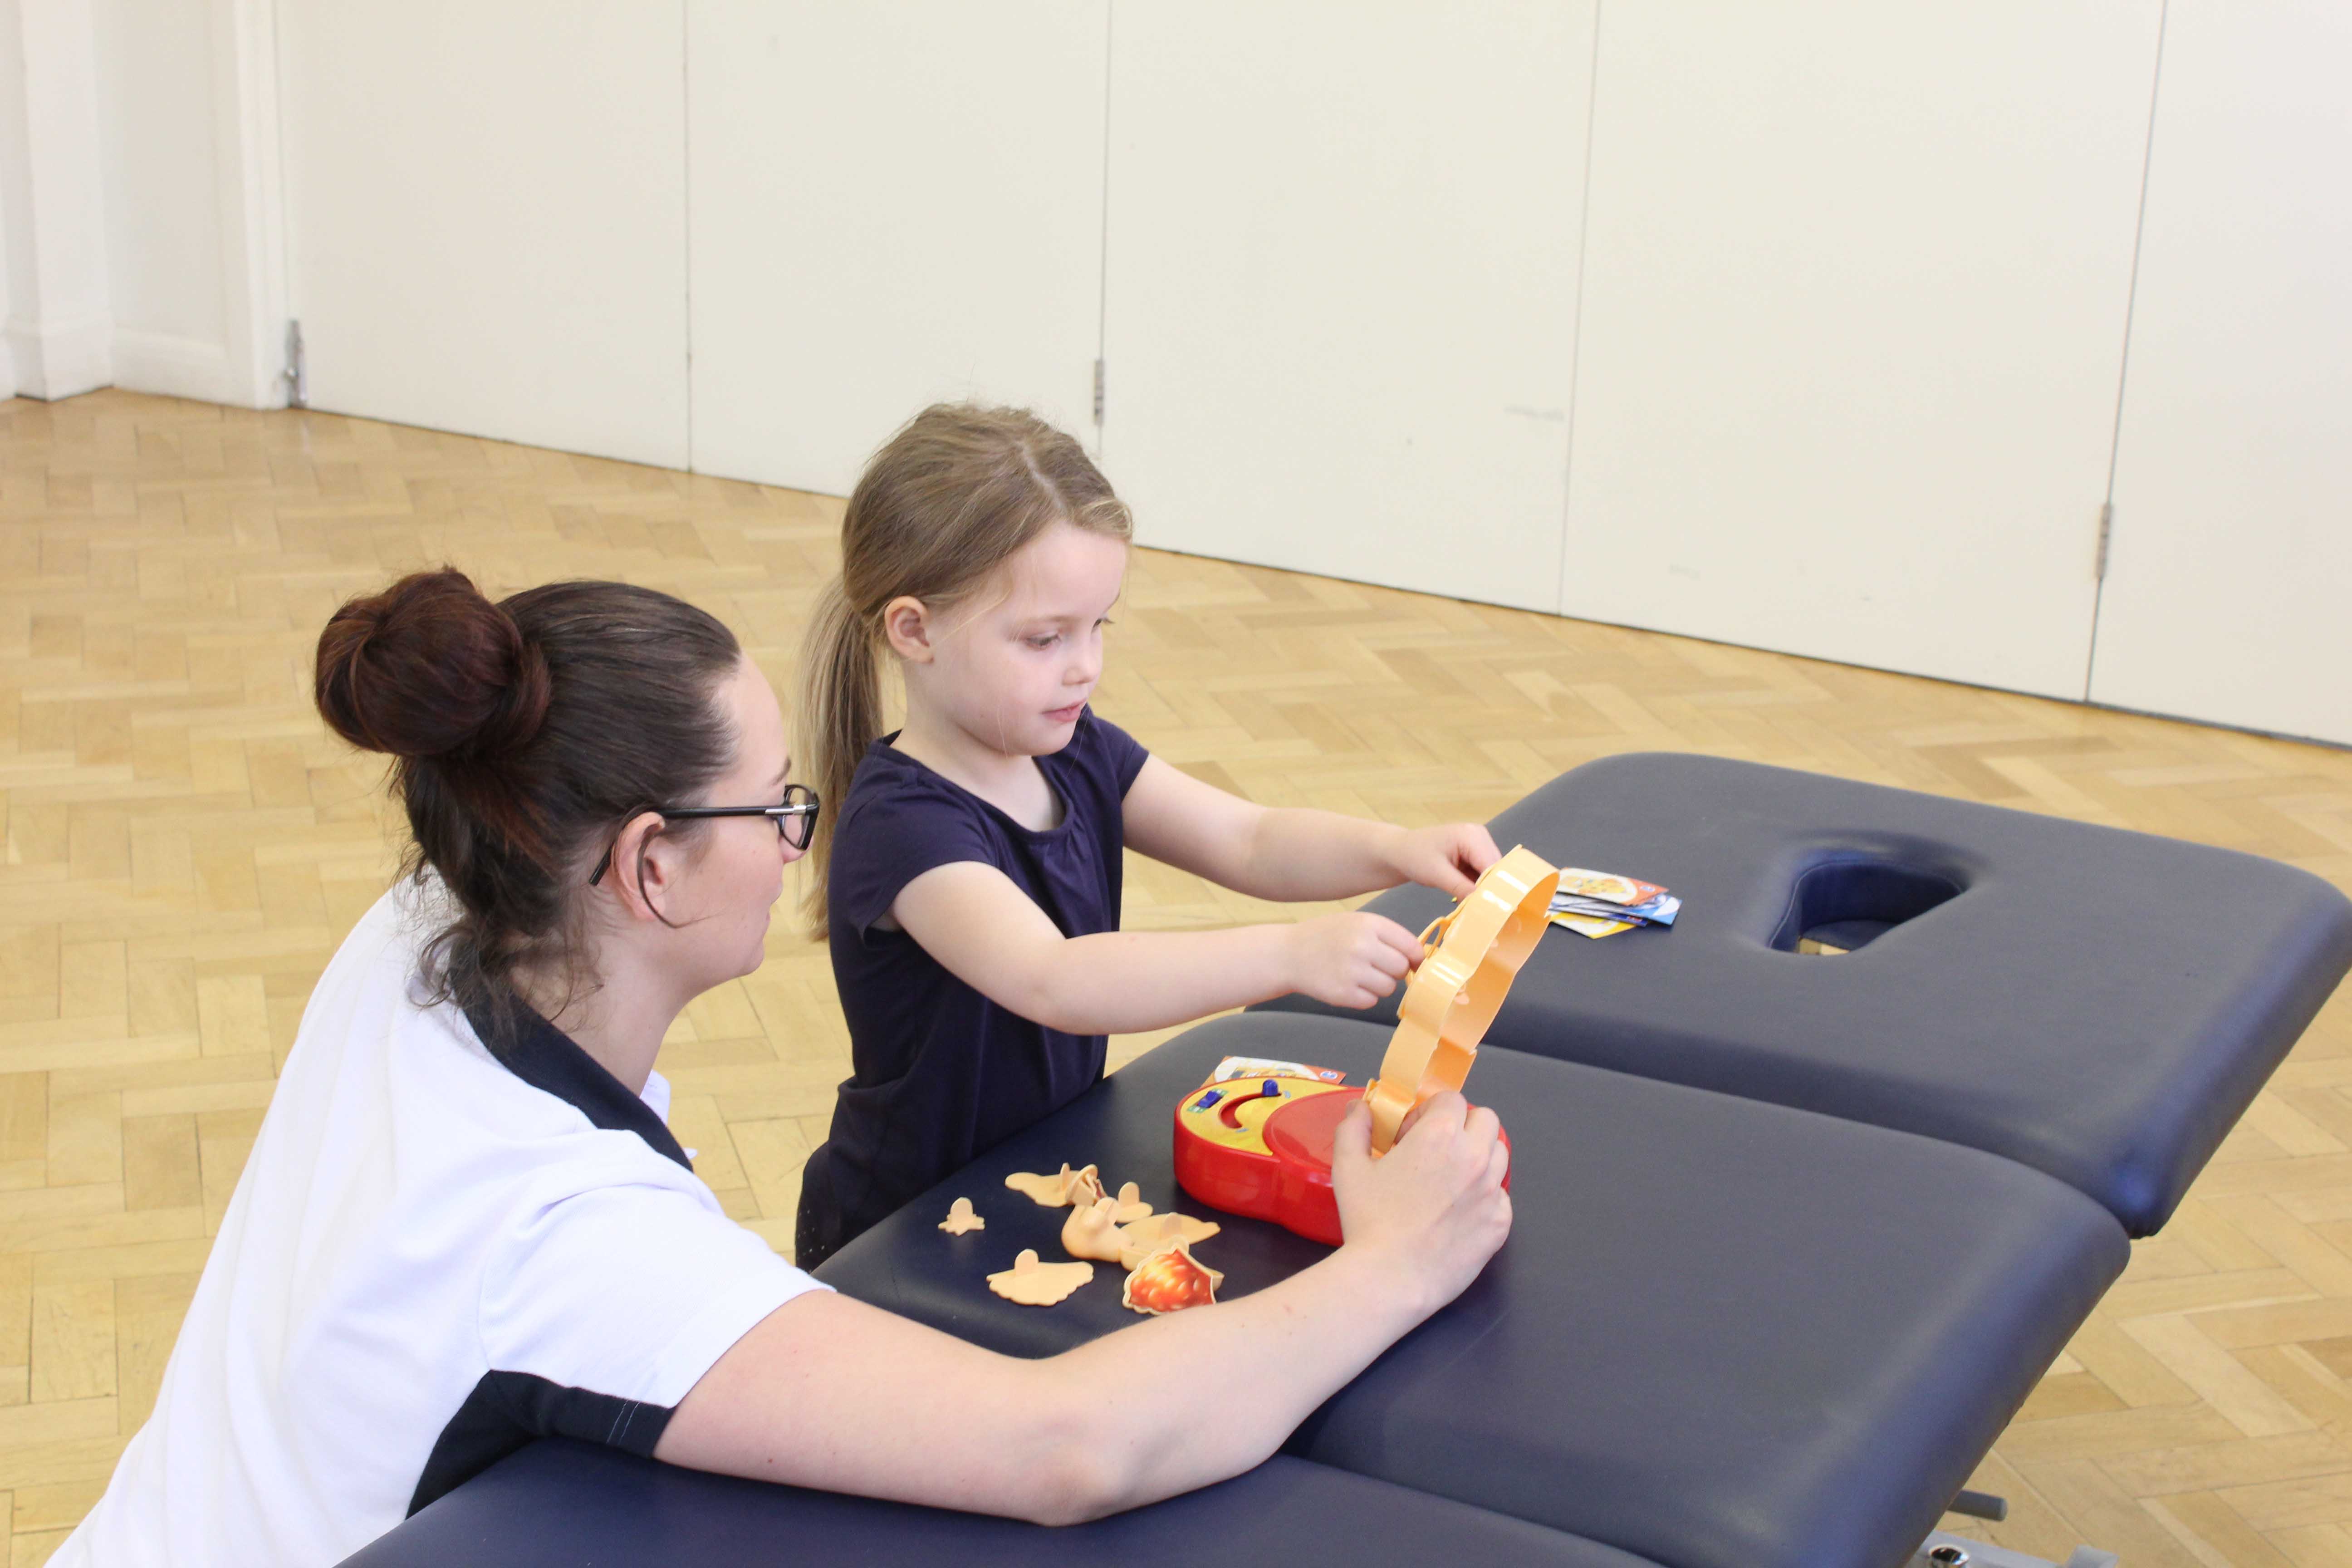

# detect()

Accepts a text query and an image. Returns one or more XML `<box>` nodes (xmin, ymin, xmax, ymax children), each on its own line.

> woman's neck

<box><xmin>891</xmin><ymin>711</ymin><xmax>1059</xmax><ymax>831</ymax></box>
<box><xmin>508</xmin><ymin>950</ymin><xmax>677</xmax><ymax>1096</ymax></box>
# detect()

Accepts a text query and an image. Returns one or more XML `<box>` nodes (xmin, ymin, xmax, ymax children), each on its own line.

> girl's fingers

<box><xmin>1375</xmin><ymin>917</ymin><xmax>1425</xmax><ymax>960</ymax></box>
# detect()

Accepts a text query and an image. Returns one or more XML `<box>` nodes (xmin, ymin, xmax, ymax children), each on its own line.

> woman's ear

<box><xmin>603</xmin><ymin>810</ymin><xmax>676</xmax><ymax>924</ymax></box>
<box><xmin>880</xmin><ymin>596</ymin><xmax>935</xmax><ymax>663</ymax></box>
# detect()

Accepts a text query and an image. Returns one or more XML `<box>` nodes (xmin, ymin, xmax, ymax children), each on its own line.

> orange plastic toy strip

<box><xmin>1362</xmin><ymin>844</ymin><xmax>1561</xmax><ymax>1155</ymax></box>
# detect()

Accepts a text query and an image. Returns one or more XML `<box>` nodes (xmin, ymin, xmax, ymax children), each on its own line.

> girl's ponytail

<box><xmin>797</xmin><ymin>577</ymin><xmax>883</xmax><ymax>932</ymax></box>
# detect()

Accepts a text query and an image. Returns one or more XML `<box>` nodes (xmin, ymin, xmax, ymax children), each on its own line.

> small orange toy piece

<box><xmin>937</xmin><ymin>1196</ymin><xmax>985</xmax><ymax>1235</ymax></box>
<box><xmin>1362</xmin><ymin>845</ymin><xmax>1560</xmax><ymax>1155</ymax></box>
<box><xmin>988</xmin><ymin>1249</ymin><xmax>1094</xmax><ymax>1306</ymax></box>
<box><xmin>1115</xmin><ymin>1210</ymin><xmax>1221</xmax><ymax>1269</ymax></box>
<box><xmin>1109</xmin><ymin>1181</ymin><xmax>1153</xmax><ymax>1224</ymax></box>
<box><xmin>1060</xmin><ymin>1196</ymin><xmax>1125</xmax><ymax>1262</ymax></box>
<box><xmin>1004</xmin><ymin>1163</ymin><xmax>1106</xmax><ymax>1208</ymax></box>
<box><xmin>1122</xmin><ymin>1241</ymin><xmax>1222</xmax><ymax>1314</ymax></box>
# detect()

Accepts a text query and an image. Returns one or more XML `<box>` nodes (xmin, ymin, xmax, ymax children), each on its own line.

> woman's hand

<box><xmin>1381</xmin><ymin>823</ymin><xmax>1502</xmax><ymax>898</ymax></box>
<box><xmin>1329</xmin><ymin>1093</ymin><xmax>1512</xmax><ymax>1314</ymax></box>
<box><xmin>1284</xmin><ymin>911</ymin><xmax>1424</xmax><ymax>1009</ymax></box>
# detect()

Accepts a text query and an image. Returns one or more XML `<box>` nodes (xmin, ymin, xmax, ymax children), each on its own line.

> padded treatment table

<box><xmin>339</xmin><ymin>1437</ymin><xmax>1658</xmax><ymax>1568</ymax></box>
<box><xmin>814</xmin><ymin>1014</ymin><xmax>2127</xmax><ymax>1568</ymax></box>
<box><xmin>1262</xmin><ymin>751</ymin><xmax>2352</xmax><ymax>1235</ymax></box>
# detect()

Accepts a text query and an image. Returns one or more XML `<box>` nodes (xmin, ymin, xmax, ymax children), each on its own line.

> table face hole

<box><xmin>1770</xmin><ymin>857</ymin><xmax>1965</xmax><ymax>955</ymax></box>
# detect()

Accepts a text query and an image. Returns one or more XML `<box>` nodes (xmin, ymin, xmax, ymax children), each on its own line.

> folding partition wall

<box><xmin>684</xmin><ymin>0</ymin><xmax>1107</xmax><ymax>498</ymax></box>
<box><xmin>262</xmin><ymin>0</ymin><xmax>2351</xmax><ymax>745</ymax></box>
<box><xmin>275</xmin><ymin>0</ymin><xmax>691</xmax><ymax>469</ymax></box>
<box><xmin>2088</xmin><ymin>0</ymin><xmax>2352</xmax><ymax>746</ymax></box>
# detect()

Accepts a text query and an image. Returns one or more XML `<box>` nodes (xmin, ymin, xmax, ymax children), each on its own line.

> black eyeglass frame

<box><xmin>588</xmin><ymin>784</ymin><xmax>820</xmax><ymax>887</ymax></box>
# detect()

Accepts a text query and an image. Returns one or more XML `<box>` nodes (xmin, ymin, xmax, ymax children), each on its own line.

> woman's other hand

<box><xmin>1328</xmin><ymin>1093</ymin><xmax>1512</xmax><ymax>1315</ymax></box>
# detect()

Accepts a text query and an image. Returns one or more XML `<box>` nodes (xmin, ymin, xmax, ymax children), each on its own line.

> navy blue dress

<box><xmin>795</xmin><ymin>710</ymin><xmax>1150</xmax><ymax>1267</ymax></box>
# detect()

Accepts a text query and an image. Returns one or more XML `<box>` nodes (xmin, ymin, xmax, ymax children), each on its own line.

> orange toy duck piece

<box><xmin>1362</xmin><ymin>845</ymin><xmax>1560</xmax><ymax>1155</ymax></box>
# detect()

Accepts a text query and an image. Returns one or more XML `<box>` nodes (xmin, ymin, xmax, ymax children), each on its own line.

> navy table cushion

<box><xmin>1261</xmin><ymin>752</ymin><xmax>2352</xmax><ymax>1235</ymax></box>
<box><xmin>338</xmin><ymin>1437</ymin><xmax>1654</xmax><ymax>1568</ymax></box>
<box><xmin>815</xmin><ymin>1014</ymin><xmax>2127</xmax><ymax>1568</ymax></box>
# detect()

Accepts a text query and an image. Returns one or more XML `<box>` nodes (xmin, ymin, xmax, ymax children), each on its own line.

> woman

<box><xmin>55</xmin><ymin>569</ymin><xmax>1511</xmax><ymax>1567</ymax></box>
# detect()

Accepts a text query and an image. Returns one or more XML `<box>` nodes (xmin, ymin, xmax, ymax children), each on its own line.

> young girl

<box><xmin>794</xmin><ymin>405</ymin><xmax>1501</xmax><ymax>1267</ymax></box>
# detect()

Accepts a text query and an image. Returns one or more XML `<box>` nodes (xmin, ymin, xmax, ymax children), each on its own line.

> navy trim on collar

<box><xmin>462</xmin><ymin>998</ymin><xmax>692</xmax><ymax>1172</ymax></box>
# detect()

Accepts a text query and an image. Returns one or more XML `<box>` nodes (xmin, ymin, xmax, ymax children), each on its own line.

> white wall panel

<box><xmin>1563</xmin><ymin>3</ymin><xmax>2161</xmax><ymax>696</ymax></box>
<box><xmin>1100</xmin><ymin>0</ymin><xmax>1591</xmax><ymax>613</ymax></box>
<box><xmin>687</xmin><ymin>1</ymin><xmax>1106</xmax><ymax>497</ymax></box>
<box><xmin>93</xmin><ymin>0</ymin><xmax>222</xmax><ymax>355</ymax></box>
<box><xmin>2089</xmin><ymin>2</ymin><xmax>2352</xmax><ymax>746</ymax></box>
<box><xmin>278</xmin><ymin>2</ymin><xmax>687</xmax><ymax>466</ymax></box>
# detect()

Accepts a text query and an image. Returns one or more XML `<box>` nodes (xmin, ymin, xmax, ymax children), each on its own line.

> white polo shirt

<box><xmin>55</xmin><ymin>884</ymin><xmax>826</xmax><ymax>1567</ymax></box>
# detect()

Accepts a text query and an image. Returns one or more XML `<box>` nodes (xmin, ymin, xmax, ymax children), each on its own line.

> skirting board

<box><xmin>3</xmin><ymin>313</ymin><xmax>114</xmax><ymax>400</ymax></box>
<box><xmin>112</xmin><ymin>330</ymin><xmax>243</xmax><ymax>405</ymax></box>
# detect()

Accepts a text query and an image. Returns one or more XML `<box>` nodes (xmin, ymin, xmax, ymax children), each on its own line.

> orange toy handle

<box><xmin>1361</xmin><ymin>845</ymin><xmax>1560</xmax><ymax>1155</ymax></box>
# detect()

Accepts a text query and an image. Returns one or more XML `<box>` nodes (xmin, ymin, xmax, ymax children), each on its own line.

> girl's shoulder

<box><xmin>1050</xmin><ymin>708</ymin><xmax>1150</xmax><ymax>795</ymax></box>
<box><xmin>835</xmin><ymin>740</ymin><xmax>995</xmax><ymax>844</ymax></box>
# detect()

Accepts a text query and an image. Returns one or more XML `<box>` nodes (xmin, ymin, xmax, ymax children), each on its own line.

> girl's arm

<box><xmin>891</xmin><ymin>861</ymin><xmax>1423</xmax><ymax>1031</ymax></box>
<box><xmin>1122</xmin><ymin>756</ymin><xmax>1500</xmax><ymax>902</ymax></box>
<box><xmin>654</xmin><ymin>1093</ymin><xmax>1510</xmax><ymax>1524</ymax></box>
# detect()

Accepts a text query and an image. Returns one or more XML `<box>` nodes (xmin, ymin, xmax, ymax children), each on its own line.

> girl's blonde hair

<box><xmin>799</xmin><ymin>403</ymin><xmax>1133</xmax><ymax>933</ymax></box>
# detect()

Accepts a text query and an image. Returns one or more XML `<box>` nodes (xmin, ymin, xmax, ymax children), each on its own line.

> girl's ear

<box><xmin>604</xmin><ymin>810</ymin><xmax>682</xmax><ymax>925</ymax></box>
<box><xmin>881</xmin><ymin>596</ymin><xmax>936</xmax><ymax>663</ymax></box>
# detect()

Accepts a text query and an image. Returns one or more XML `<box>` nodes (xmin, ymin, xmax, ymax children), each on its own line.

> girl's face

<box><xmin>931</xmin><ymin>522</ymin><xmax>1127</xmax><ymax>757</ymax></box>
<box><xmin>664</xmin><ymin>657</ymin><xmax>804</xmax><ymax>985</ymax></box>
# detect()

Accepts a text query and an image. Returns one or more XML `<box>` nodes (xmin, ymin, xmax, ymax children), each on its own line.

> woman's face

<box><xmin>663</xmin><ymin>657</ymin><xmax>802</xmax><ymax>986</ymax></box>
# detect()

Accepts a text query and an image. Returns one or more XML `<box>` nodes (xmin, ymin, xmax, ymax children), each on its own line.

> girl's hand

<box><xmin>1284</xmin><ymin>911</ymin><xmax>1424</xmax><ymax>1009</ymax></box>
<box><xmin>1383</xmin><ymin>823</ymin><xmax>1502</xmax><ymax>898</ymax></box>
<box><xmin>1329</xmin><ymin>1093</ymin><xmax>1511</xmax><ymax>1314</ymax></box>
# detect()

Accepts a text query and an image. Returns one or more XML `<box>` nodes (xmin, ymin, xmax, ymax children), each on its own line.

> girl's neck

<box><xmin>892</xmin><ymin>711</ymin><xmax>1061</xmax><ymax>831</ymax></box>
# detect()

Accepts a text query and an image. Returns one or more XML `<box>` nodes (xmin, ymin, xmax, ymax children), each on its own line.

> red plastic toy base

<box><xmin>1172</xmin><ymin>1078</ymin><xmax>1509</xmax><ymax>1247</ymax></box>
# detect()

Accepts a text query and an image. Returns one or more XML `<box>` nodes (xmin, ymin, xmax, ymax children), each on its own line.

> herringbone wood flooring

<box><xmin>3</xmin><ymin>389</ymin><xmax>2350</xmax><ymax>1566</ymax></box>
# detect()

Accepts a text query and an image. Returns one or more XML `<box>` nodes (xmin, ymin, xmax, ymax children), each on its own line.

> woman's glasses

<box><xmin>588</xmin><ymin>784</ymin><xmax>820</xmax><ymax>886</ymax></box>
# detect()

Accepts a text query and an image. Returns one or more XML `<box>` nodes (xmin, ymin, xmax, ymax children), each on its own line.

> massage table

<box><xmin>348</xmin><ymin>755</ymin><xmax>2352</xmax><ymax>1568</ymax></box>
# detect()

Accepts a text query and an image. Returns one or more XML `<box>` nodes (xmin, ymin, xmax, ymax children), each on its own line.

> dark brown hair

<box><xmin>799</xmin><ymin>403</ymin><xmax>1132</xmax><ymax>932</ymax></box>
<box><xmin>316</xmin><ymin>568</ymin><xmax>743</xmax><ymax>1027</ymax></box>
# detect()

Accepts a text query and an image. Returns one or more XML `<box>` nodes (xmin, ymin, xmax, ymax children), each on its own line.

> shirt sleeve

<box><xmin>1080</xmin><ymin>710</ymin><xmax>1151</xmax><ymax>796</ymax></box>
<box><xmin>829</xmin><ymin>778</ymin><xmax>1001</xmax><ymax>939</ymax></box>
<box><xmin>480</xmin><ymin>1166</ymin><xmax>829</xmax><ymax>1421</ymax></box>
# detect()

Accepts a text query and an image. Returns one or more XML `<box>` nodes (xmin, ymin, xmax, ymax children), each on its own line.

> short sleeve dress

<box><xmin>795</xmin><ymin>710</ymin><xmax>1150</xmax><ymax>1267</ymax></box>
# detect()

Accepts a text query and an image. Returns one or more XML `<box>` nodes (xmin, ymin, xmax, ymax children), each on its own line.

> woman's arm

<box><xmin>653</xmin><ymin>1094</ymin><xmax>1510</xmax><ymax>1524</ymax></box>
<box><xmin>890</xmin><ymin>861</ymin><xmax>1424</xmax><ymax>1033</ymax></box>
<box><xmin>1121</xmin><ymin>756</ymin><xmax>1499</xmax><ymax>902</ymax></box>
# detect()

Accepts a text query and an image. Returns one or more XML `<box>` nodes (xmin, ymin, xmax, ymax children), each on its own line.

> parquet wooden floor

<box><xmin>2</xmin><ymin>388</ymin><xmax>2349</xmax><ymax>1565</ymax></box>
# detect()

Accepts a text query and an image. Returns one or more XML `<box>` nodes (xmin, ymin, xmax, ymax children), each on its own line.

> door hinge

<box><xmin>284</xmin><ymin>320</ymin><xmax>307</xmax><ymax>409</ymax></box>
<box><xmin>1092</xmin><ymin>358</ymin><xmax>1105</xmax><ymax>425</ymax></box>
<box><xmin>2093</xmin><ymin>500</ymin><xmax>2113</xmax><ymax>582</ymax></box>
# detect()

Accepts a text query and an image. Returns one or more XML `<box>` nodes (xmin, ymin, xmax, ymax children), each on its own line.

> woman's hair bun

<box><xmin>314</xmin><ymin>568</ymin><xmax>553</xmax><ymax>763</ymax></box>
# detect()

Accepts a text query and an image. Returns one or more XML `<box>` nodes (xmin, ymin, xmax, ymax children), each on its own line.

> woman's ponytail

<box><xmin>797</xmin><ymin>577</ymin><xmax>883</xmax><ymax>934</ymax></box>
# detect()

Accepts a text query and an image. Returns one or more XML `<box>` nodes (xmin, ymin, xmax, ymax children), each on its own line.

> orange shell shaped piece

<box><xmin>1121</xmin><ymin>1241</ymin><xmax>1223</xmax><ymax>1315</ymax></box>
